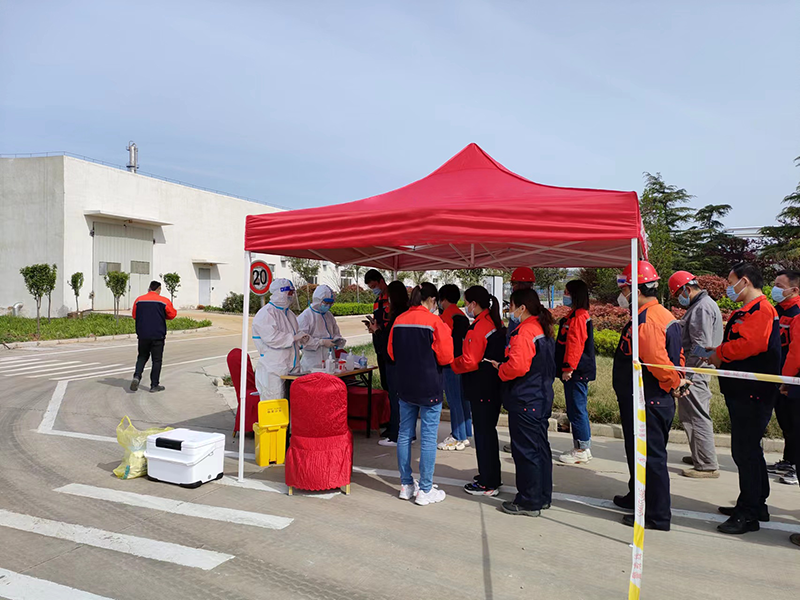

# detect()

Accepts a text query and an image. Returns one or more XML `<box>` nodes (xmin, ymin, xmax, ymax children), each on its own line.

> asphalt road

<box><xmin>0</xmin><ymin>326</ymin><xmax>798</xmax><ymax>600</ymax></box>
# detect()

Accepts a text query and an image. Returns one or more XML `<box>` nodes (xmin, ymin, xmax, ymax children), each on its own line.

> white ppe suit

<box><xmin>297</xmin><ymin>285</ymin><xmax>346</xmax><ymax>371</ymax></box>
<box><xmin>252</xmin><ymin>279</ymin><xmax>307</xmax><ymax>400</ymax></box>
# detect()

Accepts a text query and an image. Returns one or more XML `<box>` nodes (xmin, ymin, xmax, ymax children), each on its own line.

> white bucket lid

<box><xmin>147</xmin><ymin>428</ymin><xmax>224</xmax><ymax>449</ymax></box>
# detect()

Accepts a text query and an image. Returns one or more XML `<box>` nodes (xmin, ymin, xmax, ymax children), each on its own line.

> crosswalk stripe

<box><xmin>0</xmin><ymin>360</ymin><xmax>65</xmax><ymax>372</ymax></box>
<box><xmin>25</xmin><ymin>363</ymin><xmax>110</xmax><ymax>378</ymax></box>
<box><xmin>0</xmin><ymin>508</ymin><xmax>233</xmax><ymax>570</ymax></box>
<box><xmin>0</xmin><ymin>356</ymin><xmax>46</xmax><ymax>365</ymax></box>
<box><xmin>0</xmin><ymin>361</ymin><xmax>84</xmax><ymax>375</ymax></box>
<box><xmin>0</xmin><ymin>567</ymin><xmax>114</xmax><ymax>600</ymax></box>
<box><xmin>56</xmin><ymin>484</ymin><xmax>293</xmax><ymax>530</ymax></box>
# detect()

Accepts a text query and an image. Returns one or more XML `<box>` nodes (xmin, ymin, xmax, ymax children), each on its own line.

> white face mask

<box><xmin>617</xmin><ymin>292</ymin><xmax>630</xmax><ymax>310</ymax></box>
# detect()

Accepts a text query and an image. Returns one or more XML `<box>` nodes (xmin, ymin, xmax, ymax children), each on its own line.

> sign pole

<box><xmin>238</xmin><ymin>251</ymin><xmax>252</xmax><ymax>482</ymax></box>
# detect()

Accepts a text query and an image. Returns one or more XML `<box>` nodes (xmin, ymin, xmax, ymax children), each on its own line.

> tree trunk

<box><xmin>75</xmin><ymin>294</ymin><xmax>80</xmax><ymax>315</ymax></box>
<box><xmin>47</xmin><ymin>294</ymin><xmax>52</xmax><ymax>323</ymax></box>
<box><xmin>114</xmin><ymin>297</ymin><xmax>119</xmax><ymax>324</ymax></box>
<box><xmin>35</xmin><ymin>298</ymin><xmax>41</xmax><ymax>337</ymax></box>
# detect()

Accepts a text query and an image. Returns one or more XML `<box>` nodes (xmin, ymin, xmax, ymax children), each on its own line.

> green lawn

<box><xmin>345</xmin><ymin>344</ymin><xmax>782</xmax><ymax>438</ymax></box>
<box><xmin>0</xmin><ymin>314</ymin><xmax>212</xmax><ymax>344</ymax></box>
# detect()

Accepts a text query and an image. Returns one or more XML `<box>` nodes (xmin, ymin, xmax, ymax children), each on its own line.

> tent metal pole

<box><xmin>238</xmin><ymin>250</ymin><xmax>252</xmax><ymax>483</ymax></box>
<box><xmin>629</xmin><ymin>237</ymin><xmax>645</xmax><ymax>595</ymax></box>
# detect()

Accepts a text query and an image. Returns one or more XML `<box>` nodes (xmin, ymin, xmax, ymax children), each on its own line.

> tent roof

<box><xmin>245</xmin><ymin>143</ymin><xmax>645</xmax><ymax>271</ymax></box>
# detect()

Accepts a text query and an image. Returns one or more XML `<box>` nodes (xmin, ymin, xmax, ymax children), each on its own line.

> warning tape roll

<box><xmin>639</xmin><ymin>363</ymin><xmax>800</xmax><ymax>386</ymax></box>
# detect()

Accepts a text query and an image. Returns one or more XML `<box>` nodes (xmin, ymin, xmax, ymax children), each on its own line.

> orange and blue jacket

<box><xmin>132</xmin><ymin>291</ymin><xmax>177</xmax><ymax>340</ymax></box>
<box><xmin>612</xmin><ymin>299</ymin><xmax>682</xmax><ymax>403</ymax></box>
<box><xmin>388</xmin><ymin>306</ymin><xmax>454</xmax><ymax>405</ymax></box>
<box><xmin>498</xmin><ymin>316</ymin><xmax>556</xmax><ymax>413</ymax></box>
<box><xmin>555</xmin><ymin>308</ymin><xmax>596</xmax><ymax>381</ymax></box>
<box><xmin>716</xmin><ymin>295</ymin><xmax>780</xmax><ymax>400</ymax></box>
<box><xmin>777</xmin><ymin>296</ymin><xmax>800</xmax><ymax>377</ymax></box>
<box><xmin>452</xmin><ymin>310</ymin><xmax>506</xmax><ymax>402</ymax></box>
<box><xmin>439</xmin><ymin>304</ymin><xmax>470</xmax><ymax>358</ymax></box>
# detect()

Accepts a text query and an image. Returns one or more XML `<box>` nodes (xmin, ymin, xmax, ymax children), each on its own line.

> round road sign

<box><xmin>249</xmin><ymin>261</ymin><xmax>273</xmax><ymax>295</ymax></box>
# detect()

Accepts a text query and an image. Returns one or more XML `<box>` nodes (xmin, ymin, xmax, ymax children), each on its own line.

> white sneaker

<box><xmin>399</xmin><ymin>480</ymin><xmax>420</xmax><ymax>500</ymax></box>
<box><xmin>559</xmin><ymin>449</ymin><xmax>592</xmax><ymax>465</ymax></box>
<box><xmin>461</xmin><ymin>439</ymin><xmax>471</xmax><ymax>447</ymax></box>
<box><xmin>415</xmin><ymin>486</ymin><xmax>446</xmax><ymax>506</ymax></box>
<box><xmin>378</xmin><ymin>438</ymin><xmax>397</xmax><ymax>447</ymax></box>
<box><xmin>455</xmin><ymin>440</ymin><xmax>468</xmax><ymax>451</ymax></box>
<box><xmin>437</xmin><ymin>435</ymin><xmax>457</xmax><ymax>450</ymax></box>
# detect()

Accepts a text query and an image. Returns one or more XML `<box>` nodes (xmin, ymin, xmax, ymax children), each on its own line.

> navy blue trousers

<box><xmin>508</xmin><ymin>408</ymin><xmax>552</xmax><ymax>510</ymax></box>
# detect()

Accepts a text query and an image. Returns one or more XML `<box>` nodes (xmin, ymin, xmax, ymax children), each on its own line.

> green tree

<box><xmin>640</xmin><ymin>172</ymin><xmax>694</xmax><ymax>301</ymax></box>
<box><xmin>761</xmin><ymin>156</ymin><xmax>800</xmax><ymax>270</ymax></box>
<box><xmin>533</xmin><ymin>267</ymin><xmax>567</xmax><ymax>307</ymax></box>
<box><xmin>69</xmin><ymin>272</ymin><xmax>84</xmax><ymax>314</ymax></box>
<box><xmin>409</xmin><ymin>271</ymin><xmax>427</xmax><ymax>285</ymax></box>
<box><xmin>163</xmin><ymin>273</ymin><xmax>181</xmax><ymax>302</ymax></box>
<box><xmin>19</xmin><ymin>263</ymin><xmax>54</xmax><ymax>336</ymax></box>
<box><xmin>436</xmin><ymin>270</ymin><xmax>458</xmax><ymax>285</ymax></box>
<box><xmin>578</xmin><ymin>268</ymin><xmax>621</xmax><ymax>304</ymax></box>
<box><xmin>288</xmin><ymin>257</ymin><xmax>321</xmax><ymax>285</ymax></box>
<box><xmin>455</xmin><ymin>268</ymin><xmax>485</xmax><ymax>288</ymax></box>
<box><xmin>104</xmin><ymin>271</ymin><xmax>130</xmax><ymax>324</ymax></box>
<box><xmin>681</xmin><ymin>204</ymin><xmax>736</xmax><ymax>275</ymax></box>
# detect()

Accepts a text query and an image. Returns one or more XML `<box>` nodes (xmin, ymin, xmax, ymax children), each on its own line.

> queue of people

<box><xmin>251</xmin><ymin>264</ymin><xmax>798</xmax><ymax>546</ymax></box>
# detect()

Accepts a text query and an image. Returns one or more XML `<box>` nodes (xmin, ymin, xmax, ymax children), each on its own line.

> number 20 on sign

<box><xmin>249</xmin><ymin>261</ymin><xmax>273</xmax><ymax>296</ymax></box>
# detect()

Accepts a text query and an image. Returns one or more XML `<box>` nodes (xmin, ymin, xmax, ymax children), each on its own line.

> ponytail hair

<box><xmin>509</xmin><ymin>288</ymin><xmax>554</xmax><ymax>338</ymax></box>
<box><xmin>464</xmin><ymin>285</ymin><xmax>505</xmax><ymax>331</ymax></box>
<box><xmin>410</xmin><ymin>282</ymin><xmax>438</xmax><ymax>306</ymax></box>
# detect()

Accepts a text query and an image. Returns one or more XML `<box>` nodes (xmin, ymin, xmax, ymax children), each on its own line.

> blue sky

<box><xmin>1</xmin><ymin>0</ymin><xmax>798</xmax><ymax>227</ymax></box>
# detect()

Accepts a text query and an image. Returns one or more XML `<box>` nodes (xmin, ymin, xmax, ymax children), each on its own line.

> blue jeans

<box><xmin>563</xmin><ymin>380</ymin><xmax>591</xmax><ymax>449</ymax></box>
<box><xmin>444</xmin><ymin>367</ymin><xmax>472</xmax><ymax>440</ymax></box>
<box><xmin>397</xmin><ymin>399</ymin><xmax>443</xmax><ymax>493</ymax></box>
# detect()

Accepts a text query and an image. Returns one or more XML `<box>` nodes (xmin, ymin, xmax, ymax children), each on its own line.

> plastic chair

<box><xmin>285</xmin><ymin>373</ymin><xmax>353</xmax><ymax>495</ymax></box>
<box><xmin>347</xmin><ymin>387</ymin><xmax>390</xmax><ymax>432</ymax></box>
<box><xmin>226</xmin><ymin>348</ymin><xmax>259</xmax><ymax>437</ymax></box>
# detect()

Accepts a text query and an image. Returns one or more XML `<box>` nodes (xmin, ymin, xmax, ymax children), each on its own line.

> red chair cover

<box><xmin>227</xmin><ymin>349</ymin><xmax>259</xmax><ymax>434</ymax></box>
<box><xmin>347</xmin><ymin>387</ymin><xmax>390</xmax><ymax>431</ymax></box>
<box><xmin>285</xmin><ymin>373</ymin><xmax>353</xmax><ymax>491</ymax></box>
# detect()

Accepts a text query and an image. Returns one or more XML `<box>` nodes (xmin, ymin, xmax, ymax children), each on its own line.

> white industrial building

<box><xmin>0</xmin><ymin>153</ymin><xmax>349</xmax><ymax>316</ymax></box>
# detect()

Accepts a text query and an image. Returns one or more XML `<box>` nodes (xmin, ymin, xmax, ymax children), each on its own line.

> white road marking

<box><xmin>0</xmin><ymin>356</ymin><xmax>49</xmax><ymax>365</ymax></box>
<box><xmin>218</xmin><ymin>476</ymin><xmax>339</xmax><ymax>499</ymax></box>
<box><xmin>56</xmin><ymin>484</ymin><xmax>293</xmax><ymax>530</ymax></box>
<box><xmin>0</xmin><ymin>509</ymin><xmax>233</xmax><ymax>570</ymax></box>
<box><xmin>0</xmin><ymin>333</ymin><xmax>240</xmax><ymax>360</ymax></box>
<box><xmin>53</xmin><ymin>354</ymin><xmax>231</xmax><ymax>381</ymax></box>
<box><xmin>38</xmin><ymin>429</ymin><xmax>117</xmax><ymax>443</ymax></box>
<box><xmin>0</xmin><ymin>567</ymin><xmax>114</xmax><ymax>600</ymax></box>
<box><xmin>26</xmin><ymin>363</ymin><xmax>112</xmax><ymax>378</ymax></box>
<box><xmin>0</xmin><ymin>360</ymin><xmax>65</xmax><ymax>372</ymax></box>
<box><xmin>223</xmin><ymin>450</ymin><xmax>256</xmax><ymax>460</ymax></box>
<box><xmin>37</xmin><ymin>381</ymin><xmax>68</xmax><ymax>433</ymax></box>
<box><xmin>0</xmin><ymin>361</ymin><xmax>84</xmax><ymax>375</ymax></box>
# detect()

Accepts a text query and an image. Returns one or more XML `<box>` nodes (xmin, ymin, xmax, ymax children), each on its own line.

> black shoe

<box><xmin>718</xmin><ymin>514</ymin><xmax>760</xmax><ymax>535</ymax></box>
<box><xmin>767</xmin><ymin>460</ymin><xmax>793</xmax><ymax>474</ymax></box>
<box><xmin>502</xmin><ymin>443</ymin><xmax>512</xmax><ymax>453</ymax></box>
<box><xmin>464</xmin><ymin>482</ymin><xmax>499</xmax><ymax>497</ymax></box>
<box><xmin>681</xmin><ymin>456</ymin><xmax>694</xmax><ymax>466</ymax></box>
<box><xmin>150</xmin><ymin>385</ymin><xmax>165</xmax><ymax>393</ymax></box>
<box><xmin>542</xmin><ymin>503</ymin><xmax>551</xmax><ymax>510</ymax></box>
<box><xmin>790</xmin><ymin>533</ymin><xmax>800</xmax><ymax>547</ymax></box>
<box><xmin>473</xmin><ymin>474</ymin><xmax>504</xmax><ymax>487</ymax></box>
<box><xmin>130</xmin><ymin>377</ymin><xmax>140</xmax><ymax>391</ymax></box>
<box><xmin>718</xmin><ymin>505</ymin><xmax>770</xmax><ymax>522</ymax></box>
<box><xmin>613</xmin><ymin>494</ymin><xmax>634</xmax><ymax>510</ymax></box>
<box><xmin>501</xmin><ymin>501</ymin><xmax>540</xmax><ymax>517</ymax></box>
<box><xmin>621</xmin><ymin>514</ymin><xmax>670</xmax><ymax>531</ymax></box>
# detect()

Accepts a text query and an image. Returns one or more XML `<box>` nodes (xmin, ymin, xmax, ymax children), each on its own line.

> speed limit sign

<box><xmin>249</xmin><ymin>260</ymin><xmax>273</xmax><ymax>295</ymax></box>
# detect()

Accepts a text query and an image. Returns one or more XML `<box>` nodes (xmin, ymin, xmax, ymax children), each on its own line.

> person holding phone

<box><xmin>452</xmin><ymin>286</ymin><xmax>506</xmax><ymax>496</ymax></box>
<box><xmin>378</xmin><ymin>281</ymin><xmax>410</xmax><ymax>447</ymax></box>
<box><xmin>489</xmin><ymin>288</ymin><xmax>555</xmax><ymax>516</ymax></box>
<box><xmin>364</xmin><ymin>270</ymin><xmax>391</xmax><ymax>428</ymax></box>
<box><xmin>667</xmin><ymin>271</ymin><xmax>723</xmax><ymax>479</ymax></box>
<box><xmin>612</xmin><ymin>261</ymin><xmax>689</xmax><ymax>532</ymax></box>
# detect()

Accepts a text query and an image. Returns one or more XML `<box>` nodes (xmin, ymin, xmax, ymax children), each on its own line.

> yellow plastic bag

<box><xmin>113</xmin><ymin>416</ymin><xmax>173</xmax><ymax>480</ymax></box>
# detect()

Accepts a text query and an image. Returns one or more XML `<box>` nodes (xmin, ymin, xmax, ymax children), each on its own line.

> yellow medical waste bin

<box><xmin>254</xmin><ymin>399</ymin><xmax>289</xmax><ymax>466</ymax></box>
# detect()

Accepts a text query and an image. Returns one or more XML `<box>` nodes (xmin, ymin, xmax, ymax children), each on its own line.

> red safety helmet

<box><xmin>668</xmin><ymin>271</ymin><xmax>696</xmax><ymax>296</ymax></box>
<box><xmin>619</xmin><ymin>261</ymin><xmax>660</xmax><ymax>286</ymax></box>
<box><xmin>511</xmin><ymin>267</ymin><xmax>536</xmax><ymax>283</ymax></box>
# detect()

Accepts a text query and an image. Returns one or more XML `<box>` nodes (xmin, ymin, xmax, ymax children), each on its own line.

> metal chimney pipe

<box><xmin>126</xmin><ymin>141</ymin><xmax>138</xmax><ymax>173</ymax></box>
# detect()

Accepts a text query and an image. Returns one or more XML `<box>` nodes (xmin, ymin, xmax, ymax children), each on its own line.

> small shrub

<box><xmin>336</xmin><ymin>284</ymin><xmax>368</xmax><ymax>304</ymax></box>
<box><xmin>222</xmin><ymin>291</ymin><xmax>265</xmax><ymax>314</ymax></box>
<box><xmin>163</xmin><ymin>273</ymin><xmax>181</xmax><ymax>302</ymax></box>
<box><xmin>594</xmin><ymin>329</ymin><xmax>621</xmax><ymax>357</ymax></box>
<box><xmin>330</xmin><ymin>302</ymin><xmax>374</xmax><ymax>316</ymax></box>
<box><xmin>203</xmin><ymin>305</ymin><xmax>226</xmax><ymax>313</ymax></box>
<box><xmin>696</xmin><ymin>274</ymin><xmax>727</xmax><ymax>300</ymax></box>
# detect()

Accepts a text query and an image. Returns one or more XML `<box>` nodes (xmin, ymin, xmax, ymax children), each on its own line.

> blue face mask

<box><xmin>726</xmin><ymin>279</ymin><xmax>745</xmax><ymax>302</ymax></box>
<box><xmin>317</xmin><ymin>304</ymin><xmax>332</xmax><ymax>314</ymax></box>
<box><xmin>465</xmin><ymin>304</ymin><xmax>475</xmax><ymax>319</ymax></box>
<box><xmin>678</xmin><ymin>291</ymin><xmax>691</xmax><ymax>307</ymax></box>
<box><xmin>371</xmin><ymin>287</ymin><xmax>381</xmax><ymax>297</ymax></box>
<box><xmin>563</xmin><ymin>295</ymin><xmax>573</xmax><ymax>307</ymax></box>
<box><xmin>772</xmin><ymin>286</ymin><xmax>787</xmax><ymax>304</ymax></box>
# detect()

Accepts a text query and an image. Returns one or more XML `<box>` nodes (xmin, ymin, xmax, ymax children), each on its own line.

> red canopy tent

<box><xmin>237</xmin><ymin>142</ymin><xmax>649</xmax><ymax>594</ymax></box>
<box><xmin>245</xmin><ymin>143</ymin><xmax>646</xmax><ymax>271</ymax></box>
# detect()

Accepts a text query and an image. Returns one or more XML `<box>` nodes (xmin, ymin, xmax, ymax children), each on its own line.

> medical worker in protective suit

<box><xmin>252</xmin><ymin>278</ymin><xmax>309</xmax><ymax>400</ymax></box>
<box><xmin>298</xmin><ymin>285</ymin><xmax>346</xmax><ymax>371</ymax></box>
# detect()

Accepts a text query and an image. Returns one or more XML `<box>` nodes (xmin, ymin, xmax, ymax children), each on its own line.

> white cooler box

<box><xmin>144</xmin><ymin>429</ymin><xmax>225</xmax><ymax>488</ymax></box>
